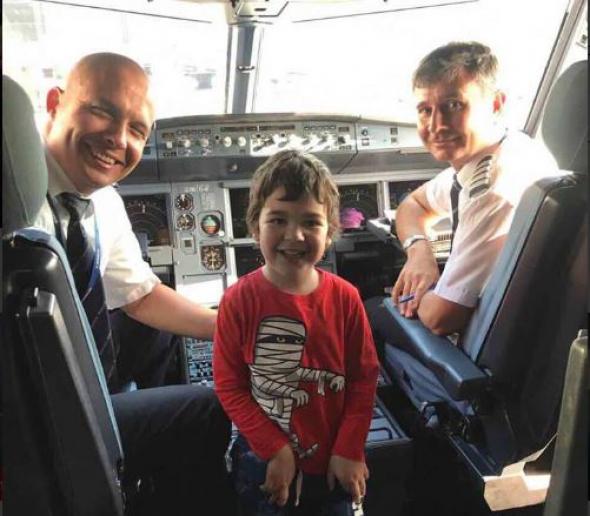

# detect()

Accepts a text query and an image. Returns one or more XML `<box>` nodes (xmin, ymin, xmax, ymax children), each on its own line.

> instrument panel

<box><xmin>123</xmin><ymin>194</ymin><xmax>171</xmax><ymax>247</ymax></box>
<box><xmin>120</xmin><ymin>113</ymin><xmax>445</xmax><ymax>307</ymax></box>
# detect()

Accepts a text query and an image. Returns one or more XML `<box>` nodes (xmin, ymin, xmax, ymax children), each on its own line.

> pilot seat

<box><xmin>366</xmin><ymin>59</ymin><xmax>588</xmax><ymax>511</ymax></box>
<box><xmin>2</xmin><ymin>75</ymin><xmax>125</xmax><ymax>515</ymax></box>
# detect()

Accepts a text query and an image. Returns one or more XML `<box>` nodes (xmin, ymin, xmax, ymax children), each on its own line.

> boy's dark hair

<box><xmin>246</xmin><ymin>150</ymin><xmax>340</xmax><ymax>238</ymax></box>
<box><xmin>413</xmin><ymin>41</ymin><xmax>499</xmax><ymax>92</ymax></box>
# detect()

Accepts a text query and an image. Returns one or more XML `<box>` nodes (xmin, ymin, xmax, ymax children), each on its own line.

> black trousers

<box><xmin>109</xmin><ymin>309</ymin><xmax>179</xmax><ymax>390</ymax></box>
<box><xmin>112</xmin><ymin>385</ymin><xmax>235</xmax><ymax>515</ymax></box>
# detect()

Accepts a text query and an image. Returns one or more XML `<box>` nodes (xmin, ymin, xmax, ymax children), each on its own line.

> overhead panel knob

<box><xmin>223</xmin><ymin>136</ymin><xmax>232</xmax><ymax>148</ymax></box>
<box><xmin>237</xmin><ymin>136</ymin><xmax>247</xmax><ymax>147</ymax></box>
<box><xmin>199</xmin><ymin>138</ymin><xmax>210</xmax><ymax>148</ymax></box>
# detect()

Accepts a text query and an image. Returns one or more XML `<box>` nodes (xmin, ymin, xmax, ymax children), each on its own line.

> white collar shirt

<box><xmin>425</xmin><ymin>130</ymin><xmax>563</xmax><ymax>308</ymax></box>
<box><xmin>35</xmin><ymin>148</ymin><xmax>160</xmax><ymax>309</ymax></box>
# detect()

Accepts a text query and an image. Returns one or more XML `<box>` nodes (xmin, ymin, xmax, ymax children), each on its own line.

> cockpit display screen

<box><xmin>229</xmin><ymin>188</ymin><xmax>251</xmax><ymax>239</ymax></box>
<box><xmin>338</xmin><ymin>184</ymin><xmax>379</xmax><ymax>232</ymax></box>
<box><xmin>123</xmin><ymin>194</ymin><xmax>171</xmax><ymax>246</ymax></box>
<box><xmin>388</xmin><ymin>180</ymin><xmax>427</xmax><ymax>209</ymax></box>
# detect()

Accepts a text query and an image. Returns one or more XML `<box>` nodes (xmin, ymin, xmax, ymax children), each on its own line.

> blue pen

<box><xmin>398</xmin><ymin>293</ymin><xmax>416</xmax><ymax>304</ymax></box>
<box><xmin>398</xmin><ymin>283</ymin><xmax>437</xmax><ymax>304</ymax></box>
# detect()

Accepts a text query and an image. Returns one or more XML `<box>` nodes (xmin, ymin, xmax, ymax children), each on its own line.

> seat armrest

<box><xmin>376</xmin><ymin>298</ymin><xmax>489</xmax><ymax>401</ymax></box>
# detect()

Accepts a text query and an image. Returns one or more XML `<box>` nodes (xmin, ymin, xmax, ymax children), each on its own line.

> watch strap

<box><xmin>402</xmin><ymin>234</ymin><xmax>428</xmax><ymax>251</ymax></box>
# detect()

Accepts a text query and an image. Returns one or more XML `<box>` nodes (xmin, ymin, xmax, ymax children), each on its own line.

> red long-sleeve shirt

<box><xmin>213</xmin><ymin>268</ymin><xmax>379</xmax><ymax>474</ymax></box>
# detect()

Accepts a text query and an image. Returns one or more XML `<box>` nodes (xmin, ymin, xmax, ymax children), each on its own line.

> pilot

<box><xmin>36</xmin><ymin>52</ymin><xmax>232</xmax><ymax>515</ymax></box>
<box><xmin>387</xmin><ymin>41</ymin><xmax>560</xmax><ymax>335</ymax></box>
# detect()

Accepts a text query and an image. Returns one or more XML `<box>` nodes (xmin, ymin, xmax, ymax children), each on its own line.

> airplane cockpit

<box><xmin>2</xmin><ymin>1</ymin><xmax>588</xmax><ymax>515</ymax></box>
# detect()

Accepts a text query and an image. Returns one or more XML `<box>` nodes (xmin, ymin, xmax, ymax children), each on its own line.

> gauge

<box><xmin>200</xmin><ymin>214</ymin><xmax>222</xmax><ymax>236</ymax></box>
<box><xmin>123</xmin><ymin>194</ymin><xmax>171</xmax><ymax>246</ymax></box>
<box><xmin>177</xmin><ymin>213</ymin><xmax>195</xmax><ymax>230</ymax></box>
<box><xmin>338</xmin><ymin>184</ymin><xmax>379</xmax><ymax>231</ymax></box>
<box><xmin>201</xmin><ymin>245</ymin><xmax>225</xmax><ymax>271</ymax></box>
<box><xmin>175</xmin><ymin>193</ymin><xmax>194</xmax><ymax>211</ymax></box>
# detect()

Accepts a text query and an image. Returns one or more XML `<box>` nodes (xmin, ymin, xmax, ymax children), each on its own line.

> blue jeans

<box><xmin>231</xmin><ymin>434</ymin><xmax>359</xmax><ymax>516</ymax></box>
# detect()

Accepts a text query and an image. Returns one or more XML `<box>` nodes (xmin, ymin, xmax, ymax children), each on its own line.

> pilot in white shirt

<box><xmin>35</xmin><ymin>148</ymin><xmax>160</xmax><ymax>310</ymax></box>
<box><xmin>425</xmin><ymin>130</ymin><xmax>561</xmax><ymax>308</ymax></box>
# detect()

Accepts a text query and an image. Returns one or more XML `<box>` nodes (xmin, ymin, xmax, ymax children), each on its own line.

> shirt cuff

<box><xmin>433</xmin><ymin>282</ymin><xmax>479</xmax><ymax>308</ymax></box>
<box><xmin>106</xmin><ymin>275</ymin><xmax>161</xmax><ymax>310</ymax></box>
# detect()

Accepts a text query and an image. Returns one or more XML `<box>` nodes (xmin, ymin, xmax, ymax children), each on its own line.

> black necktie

<box><xmin>59</xmin><ymin>193</ymin><xmax>119</xmax><ymax>391</ymax></box>
<box><xmin>60</xmin><ymin>193</ymin><xmax>94</xmax><ymax>297</ymax></box>
<box><xmin>449</xmin><ymin>175</ymin><xmax>462</xmax><ymax>254</ymax></box>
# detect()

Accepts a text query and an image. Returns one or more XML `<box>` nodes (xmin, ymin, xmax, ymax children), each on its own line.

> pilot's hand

<box><xmin>392</xmin><ymin>241</ymin><xmax>439</xmax><ymax>318</ymax></box>
<box><xmin>290</xmin><ymin>389</ymin><xmax>309</xmax><ymax>406</ymax></box>
<box><xmin>327</xmin><ymin>455</ymin><xmax>369</xmax><ymax>504</ymax></box>
<box><xmin>260</xmin><ymin>444</ymin><xmax>296</xmax><ymax>507</ymax></box>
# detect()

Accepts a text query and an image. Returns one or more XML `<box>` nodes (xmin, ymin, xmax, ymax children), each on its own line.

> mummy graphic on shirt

<box><xmin>249</xmin><ymin>315</ymin><xmax>345</xmax><ymax>458</ymax></box>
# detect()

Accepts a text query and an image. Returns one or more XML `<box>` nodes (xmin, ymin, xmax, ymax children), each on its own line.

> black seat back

<box><xmin>461</xmin><ymin>61</ymin><xmax>588</xmax><ymax>464</ymax></box>
<box><xmin>2</xmin><ymin>75</ymin><xmax>125</xmax><ymax>515</ymax></box>
<box><xmin>543</xmin><ymin>331</ymin><xmax>588</xmax><ymax>516</ymax></box>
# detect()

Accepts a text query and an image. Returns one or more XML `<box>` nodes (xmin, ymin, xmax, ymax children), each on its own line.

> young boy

<box><xmin>213</xmin><ymin>150</ymin><xmax>379</xmax><ymax>515</ymax></box>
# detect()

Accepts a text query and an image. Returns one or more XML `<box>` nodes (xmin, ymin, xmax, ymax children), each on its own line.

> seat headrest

<box><xmin>541</xmin><ymin>60</ymin><xmax>588</xmax><ymax>173</ymax></box>
<box><xmin>2</xmin><ymin>76</ymin><xmax>48</xmax><ymax>234</ymax></box>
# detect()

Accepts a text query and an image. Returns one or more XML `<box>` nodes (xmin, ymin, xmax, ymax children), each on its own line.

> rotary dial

<box><xmin>177</xmin><ymin>213</ymin><xmax>195</xmax><ymax>230</ymax></box>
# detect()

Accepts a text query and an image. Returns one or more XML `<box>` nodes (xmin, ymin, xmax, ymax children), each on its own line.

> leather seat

<box><xmin>2</xmin><ymin>75</ymin><xmax>125</xmax><ymax>515</ymax></box>
<box><xmin>367</xmin><ymin>60</ymin><xmax>588</xmax><ymax>477</ymax></box>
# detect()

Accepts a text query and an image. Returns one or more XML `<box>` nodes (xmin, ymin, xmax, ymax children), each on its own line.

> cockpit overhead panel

<box><xmin>132</xmin><ymin>114</ymin><xmax>440</xmax><ymax>184</ymax></box>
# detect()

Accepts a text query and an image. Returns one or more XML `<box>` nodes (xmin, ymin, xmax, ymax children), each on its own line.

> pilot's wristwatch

<box><xmin>402</xmin><ymin>234</ymin><xmax>428</xmax><ymax>251</ymax></box>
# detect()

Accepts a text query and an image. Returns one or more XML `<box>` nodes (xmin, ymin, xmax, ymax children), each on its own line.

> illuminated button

<box><xmin>165</xmin><ymin>141</ymin><xmax>174</xmax><ymax>149</ymax></box>
<box><xmin>199</xmin><ymin>138</ymin><xmax>209</xmax><ymax>148</ymax></box>
<box><xmin>237</xmin><ymin>136</ymin><xmax>247</xmax><ymax>147</ymax></box>
<box><xmin>222</xmin><ymin>136</ymin><xmax>232</xmax><ymax>148</ymax></box>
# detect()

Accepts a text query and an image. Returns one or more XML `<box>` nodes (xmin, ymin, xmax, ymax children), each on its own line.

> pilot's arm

<box><xmin>392</xmin><ymin>184</ymin><xmax>472</xmax><ymax>335</ymax></box>
<box><xmin>122</xmin><ymin>283</ymin><xmax>217</xmax><ymax>339</ymax></box>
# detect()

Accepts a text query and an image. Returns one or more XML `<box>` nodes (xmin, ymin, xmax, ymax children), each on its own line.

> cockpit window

<box><xmin>3</xmin><ymin>0</ymin><xmax>228</xmax><ymax>128</ymax></box>
<box><xmin>3</xmin><ymin>0</ymin><xmax>573</xmax><ymax>131</ymax></box>
<box><xmin>254</xmin><ymin>0</ymin><xmax>570</xmax><ymax>128</ymax></box>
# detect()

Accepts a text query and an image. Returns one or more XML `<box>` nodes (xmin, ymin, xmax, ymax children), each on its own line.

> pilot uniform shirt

<box><xmin>425</xmin><ymin>130</ymin><xmax>561</xmax><ymax>308</ymax></box>
<box><xmin>213</xmin><ymin>267</ymin><xmax>379</xmax><ymax>475</ymax></box>
<box><xmin>35</xmin><ymin>148</ymin><xmax>160</xmax><ymax>309</ymax></box>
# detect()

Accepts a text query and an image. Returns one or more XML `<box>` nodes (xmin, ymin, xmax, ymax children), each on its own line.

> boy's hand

<box><xmin>327</xmin><ymin>455</ymin><xmax>369</xmax><ymax>504</ymax></box>
<box><xmin>260</xmin><ymin>444</ymin><xmax>296</xmax><ymax>507</ymax></box>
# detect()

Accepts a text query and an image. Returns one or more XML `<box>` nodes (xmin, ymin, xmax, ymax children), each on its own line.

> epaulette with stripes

<box><xmin>468</xmin><ymin>154</ymin><xmax>495</xmax><ymax>199</ymax></box>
